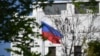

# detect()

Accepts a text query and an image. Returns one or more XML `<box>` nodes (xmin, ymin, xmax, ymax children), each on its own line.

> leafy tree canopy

<box><xmin>87</xmin><ymin>40</ymin><xmax>100</xmax><ymax>56</ymax></box>
<box><xmin>0</xmin><ymin>0</ymin><xmax>53</xmax><ymax>56</ymax></box>
<box><xmin>0</xmin><ymin>0</ymin><xmax>53</xmax><ymax>42</ymax></box>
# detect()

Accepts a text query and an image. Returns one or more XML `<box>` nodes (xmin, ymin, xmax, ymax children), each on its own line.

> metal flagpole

<box><xmin>36</xmin><ymin>6</ymin><xmax>45</xmax><ymax>56</ymax></box>
<box><xmin>42</xmin><ymin>39</ymin><xmax>45</xmax><ymax>56</ymax></box>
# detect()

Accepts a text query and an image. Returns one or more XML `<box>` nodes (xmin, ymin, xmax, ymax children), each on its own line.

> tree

<box><xmin>0</xmin><ymin>0</ymin><xmax>53</xmax><ymax>56</ymax></box>
<box><xmin>87</xmin><ymin>40</ymin><xmax>100</xmax><ymax>56</ymax></box>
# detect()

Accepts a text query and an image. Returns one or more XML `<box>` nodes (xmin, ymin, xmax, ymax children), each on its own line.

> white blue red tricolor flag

<box><xmin>42</xmin><ymin>22</ymin><xmax>63</xmax><ymax>44</ymax></box>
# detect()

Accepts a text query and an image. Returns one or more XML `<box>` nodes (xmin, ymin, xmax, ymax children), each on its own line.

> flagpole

<box><xmin>42</xmin><ymin>39</ymin><xmax>45</xmax><ymax>56</ymax></box>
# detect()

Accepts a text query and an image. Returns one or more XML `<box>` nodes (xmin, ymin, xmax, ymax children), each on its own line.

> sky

<box><xmin>0</xmin><ymin>42</ymin><xmax>11</xmax><ymax>56</ymax></box>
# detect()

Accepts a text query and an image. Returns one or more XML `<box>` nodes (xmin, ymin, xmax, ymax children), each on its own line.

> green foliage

<box><xmin>87</xmin><ymin>40</ymin><xmax>100</xmax><ymax>56</ymax></box>
<box><xmin>0</xmin><ymin>0</ymin><xmax>54</xmax><ymax>56</ymax></box>
<box><xmin>6</xmin><ymin>48</ymin><xmax>22</xmax><ymax>55</ymax></box>
<box><xmin>73</xmin><ymin>0</ymin><xmax>98</xmax><ymax>14</ymax></box>
<box><xmin>0</xmin><ymin>0</ymin><xmax>53</xmax><ymax>42</ymax></box>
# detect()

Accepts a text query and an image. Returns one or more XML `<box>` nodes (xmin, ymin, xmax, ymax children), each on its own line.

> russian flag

<box><xmin>42</xmin><ymin>22</ymin><xmax>63</xmax><ymax>44</ymax></box>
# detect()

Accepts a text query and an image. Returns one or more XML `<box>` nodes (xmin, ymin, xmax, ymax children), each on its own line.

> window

<box><xmin>48</xmin><ymin>47</ymin><xmax>56</xmax><ymax>56</ymax></box>
<box><xmin>74</xmin><ymin>46</ymin><xmax>82</xmax><ymax>56</ymax></box>
<box><xmin>43</xmin><ymin>3</ymin><xmax>66</xmax><ymax>15</ymax></box>
<box><xmin>75</xmin><ymin>2</ymin><xmax>99</xmax><ymax>14</ymax></box>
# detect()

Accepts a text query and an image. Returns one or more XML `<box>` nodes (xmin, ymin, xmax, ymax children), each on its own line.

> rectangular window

<box><xmin>43</xmin><ymin>3</ymin><xmax>66</xmax><ymax>15</ymax></box>
<box><xmin>74</xmin><ymin>46</ymin><xmax>82</xmax><ymax>56</ymax></box>
<box><xmin>75</xmin><ymin>2</ymin><xmax>99</xmax><ymax>14</ymax></box>
<box><xmin>48</xmin><ymin>47</ymin><xmax>56</xmax><ymax>56</ymax></box>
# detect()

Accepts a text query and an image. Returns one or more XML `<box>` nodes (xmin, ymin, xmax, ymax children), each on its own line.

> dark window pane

<box><xmin>74</xmin><ymin>46</ymin><xmax>82</xmax><ymax>56</ymax></box>
<box><xmin>48</xmin><ymin>47</ymin><xmax>56</xmax><ymax>56</ymax></box>
<box><xmin>43</xmin><ymin>3</ymin><xmax>66</xmax><ymax>15</ymax></box>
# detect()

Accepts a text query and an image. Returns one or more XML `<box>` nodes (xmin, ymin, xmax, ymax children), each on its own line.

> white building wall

<box><xmin>32</xmin><ymin>1</ymin><xmax>100</xmax><ymax>56</ymax></box>
<box><xmin>32</xmin><ymin>5</ymin><xmax>64</xmax><ymax>56</ymax></box>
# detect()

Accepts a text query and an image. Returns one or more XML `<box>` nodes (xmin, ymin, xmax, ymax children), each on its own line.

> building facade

<box><xmin>32</xmin><ymin>0</ymin><xmax>100</xmax><ymax>56</ymax></box>
<box><xmin>1</xmin><ymin>0</ymin><xmax>100</xmax><ymax>56</ymax></box>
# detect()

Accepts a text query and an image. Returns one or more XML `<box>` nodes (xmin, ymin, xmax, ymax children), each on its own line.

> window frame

<box><xmin>74</xmin><ymin>2</ymin><xmax>99</xmax><ymax>14</ymax></box>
